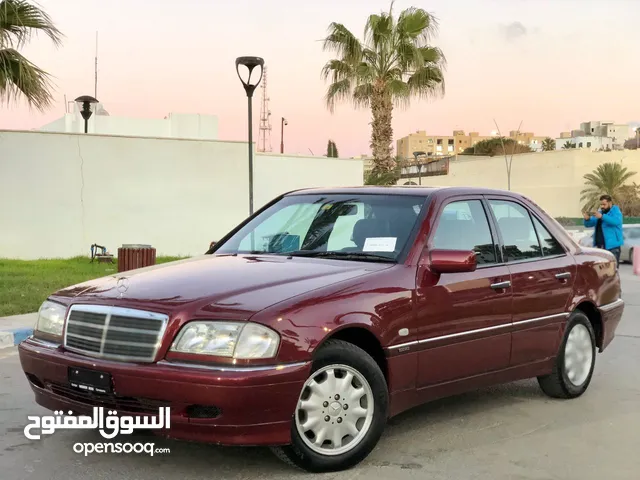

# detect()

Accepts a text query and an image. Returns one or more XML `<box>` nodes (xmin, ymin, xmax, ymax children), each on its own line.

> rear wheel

<box><xmin>271</xmin><ymin>340</ymin><xmax>388</xmax><ymax>473</ymax></box>
<box><xmin>538</xmin><ymin>311</ymin><xmax>596</xmax><ymax>399</ymax></box>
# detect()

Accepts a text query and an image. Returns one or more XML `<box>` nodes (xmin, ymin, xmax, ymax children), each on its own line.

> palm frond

<box><xmin>322</xmin><ymin>22</ymin><xmax>363</xmax><ymax>64</ymax></box>
<box><xmin>396</xmin><ymin>7</ymin><xmax>438</xmax><ymax>42</ymax></box>
<box><xmin>0</xmin><ymin>0</ymin><xmax>63</xmax><ymax>48</ymax></box>
<box><xmin>386</xmin><ymin>78</ymin><xmax>410</xmax><ymax>108</ymax></box>
<box><xmin>406</xmin><ymin>65</ymin><xmax>445</xmax><ymax>99</ymax></box>
<box><xmin>0</xmin><ymin>46</ymin><xmax>55</xmax><ymax>110</ymax></box>
<box><xmin>353</xmin><ymin>83</ymin><xmax>373</xmax><ymax>108</ymax></box>
<box><xmin>364</xmin><ymin>12</ymin><xmax>393</xmax><ymax>50</ymax></box>
<box><xmin>321</xmin><ymin>59</ymin><xmax>354</xmax><ymax>83</ymax></box>
<box><xmin>418</xmin><ymin>46</ymin><xmax>447</xmax><ymax>68</ymax></box>
<box><xmin>324</xmin><ymin>78</ymin><xmax>353</xmax><ymax>113</ymax></box>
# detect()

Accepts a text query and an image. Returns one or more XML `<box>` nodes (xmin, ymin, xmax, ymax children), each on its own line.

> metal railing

<box><xmin>400</xmin><ymin>155</ymin><xmax>452</xmax><ymax>179</ymax></box>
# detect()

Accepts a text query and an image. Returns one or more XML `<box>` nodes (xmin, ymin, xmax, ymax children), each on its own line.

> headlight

<box><xmin>35</xmin><ymin>300</ymin><xmax>67</xmax><ymax>337</ymax></box>
<box><xmin>170</xmin><ymin>321</ymin><xmax>280</xmax><ymax>359</ymax></box>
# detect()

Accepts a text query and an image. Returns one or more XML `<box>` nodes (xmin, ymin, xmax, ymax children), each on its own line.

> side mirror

<box><xmin>429</xmin><ymin>249</ymin><xmax>477</xmax><ymax>274</ymax></box>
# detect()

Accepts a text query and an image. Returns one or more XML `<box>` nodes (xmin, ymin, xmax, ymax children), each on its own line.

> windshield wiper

<box><xmin>281</xmin><ymin>250</ymin><xmax>396</xmax><ymax>263</ymax></box>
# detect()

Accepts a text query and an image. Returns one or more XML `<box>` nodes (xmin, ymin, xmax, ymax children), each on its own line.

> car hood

<box><xmin>51</xmin><ymin>254</ymin><xmax>392</xmax><ymax>318</ymax></box>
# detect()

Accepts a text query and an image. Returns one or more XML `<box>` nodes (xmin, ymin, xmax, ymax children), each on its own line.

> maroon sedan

<box><xmin>19</xmin><ymin>186</ymin><xmax>624</xmax><ymax>472</ymax></box>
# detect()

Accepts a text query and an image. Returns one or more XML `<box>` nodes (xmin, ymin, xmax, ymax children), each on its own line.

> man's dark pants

<box><xmin>609</xmin><ymin>247</ymin><xmax>621</xmax><ymax>268</ymax></box>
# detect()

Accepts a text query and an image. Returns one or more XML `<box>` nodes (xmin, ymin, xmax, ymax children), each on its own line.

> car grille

<box><xmin>64</xmin><ymin>305</ymin><xmax>168</xmax><ymax>362</ymax></box>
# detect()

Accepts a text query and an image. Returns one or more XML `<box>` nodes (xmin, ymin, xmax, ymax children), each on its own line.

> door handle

<box><xmin>490</xmin><ymin>281</ymin><xmax>511</xmax><ymax>290</ymax></box>
<box><xmin>555</xmin><ymin>272</ymin><xmax>571</xmax><ymax>280</ymax></box>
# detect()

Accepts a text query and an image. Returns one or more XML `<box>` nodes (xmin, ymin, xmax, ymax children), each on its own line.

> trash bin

<box><xmin>117</xmin><ymin>244</ymin><xmax>156</xmax><ymax>273</ymax></box>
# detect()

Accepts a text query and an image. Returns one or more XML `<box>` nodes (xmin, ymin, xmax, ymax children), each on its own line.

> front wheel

<box><xmin>271</xmin><ymin>339</ymin><xmax>388</xmax><ymax>473</ymax></box>
<box><xmin>537</xmin><ymin>311</ymin><xmax>596</xmax><ymax>399</ymax></box>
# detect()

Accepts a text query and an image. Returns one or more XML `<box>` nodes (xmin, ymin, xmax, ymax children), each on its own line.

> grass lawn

<box><xmin>0</xmin><ymin>256</ymin><xmax>186</xmax><ymax>317</ymax></box>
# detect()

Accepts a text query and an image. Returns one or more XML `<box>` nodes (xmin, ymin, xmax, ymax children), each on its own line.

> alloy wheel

<box><xmin>294</xmin><ymin>364</ymin><xmax>374</xmax><ymax>456</ymax></box>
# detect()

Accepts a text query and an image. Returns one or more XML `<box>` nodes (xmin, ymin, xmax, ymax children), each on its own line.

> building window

<box><xmin>579</xmin><ymin>142</ymin><xmax>583</xmax><ymax>147</ymax></box>
<box><xmin>437</xmin><ymin>139</ymin><xmax>442</xmax><ymax>145</ymax></box>
<box><xmin>587</xmin><ymin>142</ymin><xmax>591</xmax><ymax>147</ymax></box>
<box><xmin>448</xmin><ymin>139</ymin><xmax>454</xmax><ymax>145</ymax></box>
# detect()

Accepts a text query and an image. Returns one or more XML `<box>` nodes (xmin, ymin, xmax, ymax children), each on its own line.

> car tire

<box><xmin>629</xmin><ymin>247</ymin><xmax>634</xmax><ymax>264</ymax></box>
<box><xmin>271</xmin><ymin>339</ymin><xmax>388</xmax><ymax>473</ymax></box>
<box><xmin>537</xmin><ymin>311</ymin><xmax>596</xmax><ymax>399</ymax></box>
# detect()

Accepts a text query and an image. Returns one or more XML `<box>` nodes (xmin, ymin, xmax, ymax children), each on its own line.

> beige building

<box><xmin>396</xmin><ymin>130</ymin><xmax>547</xmax><ymax>160</ymax></box>
<box><xmin>396</xmin><ymin>148</ymin><xmax>640</xmax><ymax>218</ymax></box>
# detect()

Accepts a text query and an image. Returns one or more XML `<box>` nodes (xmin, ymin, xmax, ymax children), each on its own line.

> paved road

<box><xmin>1</xmin><ymin>266</ymin><xmax>639</xmax><ymax>480</ymax></box>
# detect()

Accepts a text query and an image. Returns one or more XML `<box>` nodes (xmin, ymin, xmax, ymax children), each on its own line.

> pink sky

<box><xmin>1</xmin><ymin>0</ymin><xmax>639</xmax><ymax>157</ymax></box>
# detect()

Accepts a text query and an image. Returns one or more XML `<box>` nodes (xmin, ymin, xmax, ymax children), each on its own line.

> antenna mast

<box><xmin>94</xmin><ymin>32</ymin><xmax>98</xmax><ymax>98</ymax></box>
<box><xmin>258</xmin><ymin>65</ymin><xmax>272</xmax><ymax>152</ymax></box>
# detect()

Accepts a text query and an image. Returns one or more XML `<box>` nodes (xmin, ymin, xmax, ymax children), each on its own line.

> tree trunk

<box><xmin>370</xmin><ymin>82</ymin><xmax>395</xmax><ymax>175</ymax></box>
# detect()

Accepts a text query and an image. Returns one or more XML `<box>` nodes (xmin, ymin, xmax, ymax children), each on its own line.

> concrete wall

<box><xmin>398</xmin><ymin>149</ymin><xmax>640</xmax><ymax>218</ymax></box>
<box><xmin>0</xmin><ymin>131</ymin><xmax>363</xmax><ymax>259</ymax></box>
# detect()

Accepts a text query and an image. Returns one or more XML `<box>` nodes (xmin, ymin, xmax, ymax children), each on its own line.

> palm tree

<box><xmin>580</xmin><ymin>162</ymin><xmax>637</xmax><ymax>210</ymax></box>
<box><xmin>0</xmin><ymin>0</ymin><xmax>63</xmax><ymax>111</ymax></box>
<box><xmin>542</xmin><ymin>137</ymin><xmax>555</xmax><ymax>151</ymax></box>
<box><xmin>562</xmin><ymin>140</ymin><xmax>576</xmax><ymax>149</ymax></box>
<box><xmin>364</xmin><ymin>155</ymin><xmax>408</xmax><ymax>185</ymax></box>
<box><xmin>321</xmin><ymin>1</ymin><xmax>446</xmax><ymax>176</ymax></box>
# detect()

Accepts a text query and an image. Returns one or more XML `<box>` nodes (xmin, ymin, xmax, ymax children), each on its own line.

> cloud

<box><xmin>500</xmin><ymin>22</ymin><xmax>528</xmax><ymax>42</ymax></box>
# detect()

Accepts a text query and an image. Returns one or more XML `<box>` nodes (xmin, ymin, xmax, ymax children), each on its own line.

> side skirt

<box><xmin>388</xmin><ymin>357</ymin><xmax>555</xmax><ymax>419</ymax></box>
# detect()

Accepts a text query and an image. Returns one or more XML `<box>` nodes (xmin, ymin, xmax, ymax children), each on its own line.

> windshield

<box><xmin>214</xmin><ymin>193</ymin><xmax>428</xmax><ymax>261</ymax></box>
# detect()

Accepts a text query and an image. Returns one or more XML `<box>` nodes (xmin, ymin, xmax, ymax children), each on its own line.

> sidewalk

<box><xmin>0</xmin><ymin>313</ymin><xmax>37</xmax><ymax>350</ymax></box>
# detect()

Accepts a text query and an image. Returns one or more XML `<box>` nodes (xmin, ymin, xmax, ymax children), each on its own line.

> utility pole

<box><xmin>94</xmin><ymin>32</ymin><xmax>98</xmax><ymax>98</ymax></box>
<box><xmin>257</xmin><ymin>66</ymin><xmax>272</xmax><ymax>152</ymax></box>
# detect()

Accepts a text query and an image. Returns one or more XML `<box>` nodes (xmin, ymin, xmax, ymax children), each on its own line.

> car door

<box><xmin>415</xmin><ymin>196</ymin><xmax>513</xmax><ymax>389</ymax></box>
<box><xmin>485</xmin><ymin>196</ymin><xmax>576</xmax><ymax>366</ymax></box>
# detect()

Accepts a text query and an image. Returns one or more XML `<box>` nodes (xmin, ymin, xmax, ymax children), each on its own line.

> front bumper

<box><xmin>18</xmin><ymin>337</ymin><xmax>311</xmax><ymax>446</ymax></box>
<box><xmin>599</xmin><ymin>298</ymin><xmax>625</xmax><ymax>351</ymax></box>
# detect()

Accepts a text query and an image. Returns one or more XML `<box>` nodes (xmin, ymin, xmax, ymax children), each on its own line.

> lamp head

<box><xmin>283</xmin><ymin>117</ymin><xmax>288</xmax><ymax>126</ymax></box>
<box><xmin>235</xmin><ymin>56</ymin><xmax>264</xmax><ymax>97</ymax></box>
<box><xmin>74</xmin><ymin>95</ymin><xmax>99</xmax><ymax>121</ymax></box>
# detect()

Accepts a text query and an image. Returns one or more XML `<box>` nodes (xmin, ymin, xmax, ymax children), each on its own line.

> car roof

<box><xmin>283</xmin><ymin>185</ymin><xmax>524</xmax><ymax>198</ymax></box>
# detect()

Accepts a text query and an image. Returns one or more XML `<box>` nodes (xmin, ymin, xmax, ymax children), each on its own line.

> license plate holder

<box><xmin>68</xmin><ymin>367</ymin><xmax>113</xmax><ymax>394</ymax></box>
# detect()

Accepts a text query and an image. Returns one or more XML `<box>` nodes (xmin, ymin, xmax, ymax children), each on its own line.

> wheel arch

<box><xmin>573</xmin><ymin>301</ymin><xmax>603</xmax><ymax>350</ymax></box>
<box><xmin>315</xmin><ymin>326</ymin><xmax>388</xmax><ymax>384</ymax></box>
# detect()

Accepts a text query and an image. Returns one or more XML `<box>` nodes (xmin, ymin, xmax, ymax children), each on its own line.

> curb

<box><xmin>0</xmin><ymin>328</ymin><xmax>33</xmax><ymax>350</ymax></box>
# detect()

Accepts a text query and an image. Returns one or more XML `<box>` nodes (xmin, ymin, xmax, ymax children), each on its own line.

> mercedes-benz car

<box><xmin>18</xmin><ymin>186</ymin><xmax>624</xmax><ymax>472</ymax></box>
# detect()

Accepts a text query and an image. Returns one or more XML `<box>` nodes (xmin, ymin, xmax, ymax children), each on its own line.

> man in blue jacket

<box><xmin>583</xmin><ymin>194</ymin><xmax>624</xmax><ymax>267</ymax></box>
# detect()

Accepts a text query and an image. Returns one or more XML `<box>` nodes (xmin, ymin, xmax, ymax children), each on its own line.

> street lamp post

<box><xmin>74</xmin><ymin>95</ymin><xmax>99</xmax><ymax>133</ymax></box>
<box><xmin>235</xmin><ymin>56</ymin><xmax>264</xmax><ymax>216</ymax></box>
<box><xmin>280</xmin><ymin>117</ymin><xmax>288</xmax><ymax>154</ymax></box>
<box><xmin>413</xmin><ymin>151</ymin><xmax>426</xmax><ymax>185</ymax></box>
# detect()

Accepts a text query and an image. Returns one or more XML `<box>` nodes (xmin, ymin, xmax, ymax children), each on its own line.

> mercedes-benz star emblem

<box><xmin>116</xmin><ymin>277</ymin><xmax>129</xmax><ymax>298</ymax></box>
